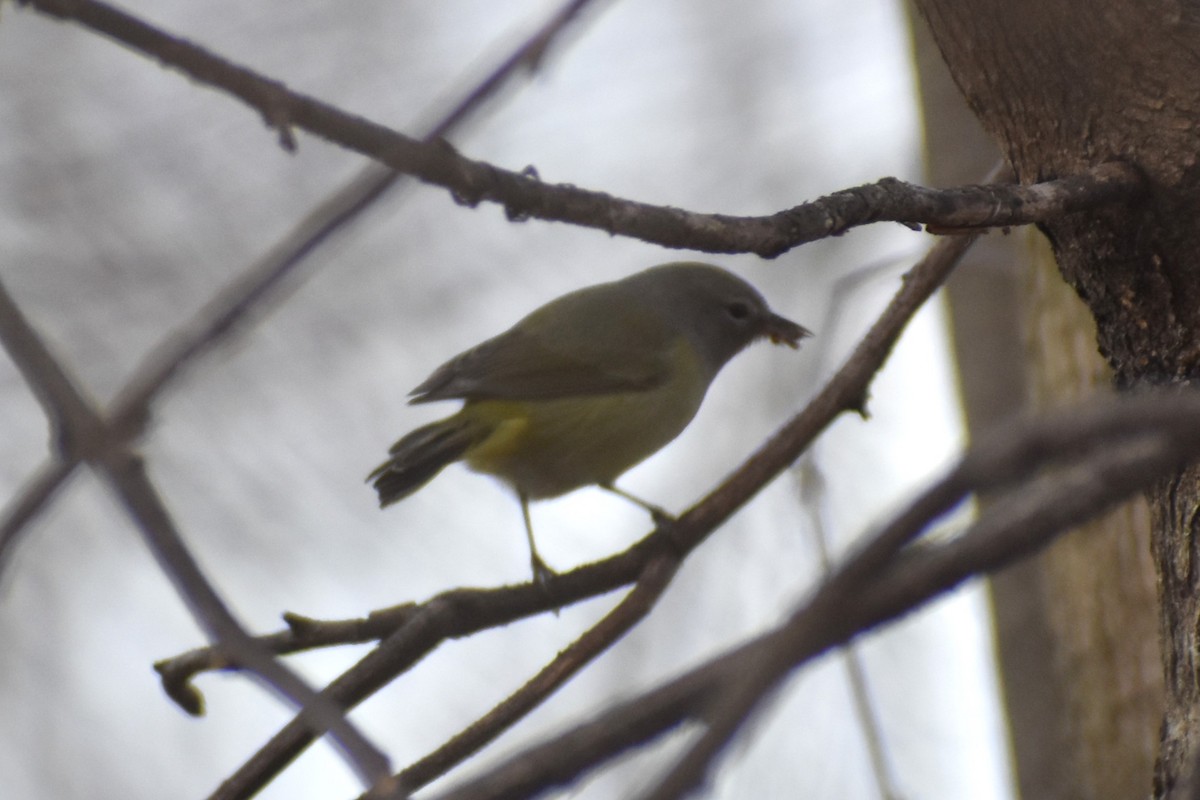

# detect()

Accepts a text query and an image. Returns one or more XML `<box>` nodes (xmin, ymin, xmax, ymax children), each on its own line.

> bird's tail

<box><xmin>367</xmin><ymin>415</ymin><xmax>490</xmax><ymax>507</ymax></box>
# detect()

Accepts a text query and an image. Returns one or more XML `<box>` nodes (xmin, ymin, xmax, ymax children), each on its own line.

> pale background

<box><xmin>0</xmin><ymin>1</ymin><xmax>1012</xmax><ymax>797</ymax></box>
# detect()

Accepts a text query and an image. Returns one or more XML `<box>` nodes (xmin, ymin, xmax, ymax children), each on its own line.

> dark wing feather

<box><xmin>410</xmin><ymin>287</ymin><xmax>674</xmax><ymax>403</ymax></box>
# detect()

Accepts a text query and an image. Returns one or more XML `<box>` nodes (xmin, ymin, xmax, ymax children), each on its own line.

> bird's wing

<box><xmin>410</xmin><ymin>293</ymin><xmax>675</xmax><ymax>403</ymax></box>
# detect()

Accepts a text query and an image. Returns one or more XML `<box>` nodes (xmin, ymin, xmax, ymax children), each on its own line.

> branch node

<box><xmin>282</xmin><ymin>611</ymin><xmax>319</xmax><ymax>635</ymax></box>
<box><xmin>652</xmin><ymin>517</ymin><xmax>691</xmax><ymax>561</ymax></box>
<box><xmin>849</xmin><ymin>391</ymin><xmax>872</xmax><ymax>419</ymax></box>
<box><xmin>504</xmin><ymin>203</ymin><xmax>533</xmax><ymax>223</ymax></box>
<box><xmin>260</xmin><ymin>83</ymin><xmax>298</xmax><ymax>152</ymax></box>
<box><xmin>153</xmin><ymin>659</ymin><xmax>208</xmax><ymax>717</ymax></box>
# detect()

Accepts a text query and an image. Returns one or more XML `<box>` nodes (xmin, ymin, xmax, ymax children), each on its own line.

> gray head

<box><xmin>619</xmin><ymin>262</ymin><xmax>810</xmax><ymax>376</ymax></box>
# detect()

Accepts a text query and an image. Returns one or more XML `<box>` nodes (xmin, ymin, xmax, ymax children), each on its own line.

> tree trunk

<box><xmin>910</xmin><ymin>0</ymin><xmax>1200</xmax><ymax>793</ymax></box>
<box><xmin>1020</xmin><ymin>238</ymin><xmax>1162</xmax><ymax>800</ymax></box>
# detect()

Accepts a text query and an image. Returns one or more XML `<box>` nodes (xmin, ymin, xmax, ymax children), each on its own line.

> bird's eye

<box><xmin>725</xmin><ymin>300</ymin><xmax>753</xmax><ymax>321</ymax></box>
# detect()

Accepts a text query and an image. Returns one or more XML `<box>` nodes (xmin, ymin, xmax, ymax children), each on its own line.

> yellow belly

<box><xmin>461</xmin><ymin>341</ymin><xmax>709</xmax><ymax>499</ymax></box>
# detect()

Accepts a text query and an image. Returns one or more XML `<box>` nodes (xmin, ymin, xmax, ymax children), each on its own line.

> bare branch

<box><xmin>198</xmin><ymin>228</ymin><xmax>980</xmax><ymax>800</ymax></box>
<box><xmin>2</xmin><ymin>2</ymin><xmax>624</xmax><ymax>790</ymax></box>
<box><xmin>4</xmin><ymin>1</ymin><xmax>1172</xmax><ymax>796</ymax></box>
<box><xmin>0</xmin><ymin>277</ymin><xmax>107</xmax><ymax>458</ymax></box>
<box><xmin>104</xmin><ymin>0</ymin><xmax>609</xmax><ymax>430</ymax></box>
<box><xmin>424</xmin><ymin>659</ymin><xmax>725</xmax><ymax>800</ymax></box>
<box><xmin>1</xmin><ymin>0</ymin><xmax>613</xmax><ymax>579</ymax></box>
<box><xmin>156</xmin><ymin>547</ymin><xmax>654</xmax><ymax>713</ymax></box>
<box><xmin>0</xmin><ymin>459</ymin><xmax>74</xmax><ymax>580</ymax></box>
<box><xmin>206</xmin><ymin>544</ymin><xmax>661</xmax><ymax>800</ymax></box>
<box><xmin>21</xmin><ymin>0</ymin><xmax>1142</xmax><ymax>256</ymax></box>
<box><xmin>393</xmin><ymin>556</ymin><xmax>679</xmax><ymax>795</ymax></box>
<box><xmin>0</xmin><ymin>278</ymin><xmax>391</xmax><ymax>784</ymax></box>
<box><xmin>794</xmin><ymin>461</ymin><xmax>902</xmax><ymax>800</ymax></box>
<box><xmin>425</xmin><ymin>0</ymin><xmax>607</xmax><ymax>140</ymax></box>
<box><xmin>428</xmin><ymin>392</ymin><xmax>1200</xmax><ymax>800</ymax></box>
<box><xmin>170</xmin><ymin>229</ymin><xmax>974</xmax><ymax>691</ymax></box>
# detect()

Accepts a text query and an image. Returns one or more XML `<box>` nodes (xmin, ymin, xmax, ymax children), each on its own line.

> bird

<box><xmin>367</xmin><ymin>262</ymin><xmax>810</xmax><ymax>582</ymax></box>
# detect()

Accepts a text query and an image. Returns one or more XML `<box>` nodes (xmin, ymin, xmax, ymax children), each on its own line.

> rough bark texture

<box><xmin>911</xmin><ymin>13</ymin><xmax>1164</xmax><ymax>796</ymax></box>
<box><xmin>911</xmin><ymin>13</ymin><xmax>1161</xmax><ymax>799</ymax></box>
<box><xmin>911</xmin><ymin>0</ymin><xmax>1200</xmax><ymax>794</ymax></box>
<box><xmin>1022</xmin><ymin>239</ymin><xmax>1163</xmax><ymax>800</ymax></box>
<box><xmin>915</xmin><ymin>1</ymin><xmax>1200</xmax><ymax>382</ymax></box>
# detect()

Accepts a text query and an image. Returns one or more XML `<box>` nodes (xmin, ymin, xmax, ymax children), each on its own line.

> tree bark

<box><xmin>910</xmin><ymin>0</ymin><xmax>1200</xmax><ymax>793</ymax></box>
<box><xmin>1020</xmin><ymin>239</ymin><xmax>1162</xmax><ymax>800</ymax></box>
<box><xmin>911</xmin><ymin>11</ymin><xmax>1163</xmax><ymax>796</ymax></box>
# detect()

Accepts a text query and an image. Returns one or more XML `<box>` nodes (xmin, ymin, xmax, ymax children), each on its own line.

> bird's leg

<box><xmin>599</xmin><ymin>483</ymin><xmax>675</xmax><ymax>528</ymax></box>
<box><xmin>520</xmin><ymin>493</ymin><xmax>556</xmax><ymax>585</ymax></box>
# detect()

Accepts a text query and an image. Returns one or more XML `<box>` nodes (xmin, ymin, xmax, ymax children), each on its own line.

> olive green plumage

<box><xmin>368</xmin><ymin>262</ymin><xmax>810</xmax><ymax>580</ymax></box>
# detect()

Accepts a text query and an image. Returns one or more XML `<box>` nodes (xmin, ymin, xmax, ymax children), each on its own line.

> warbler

<box><xmin>368</xmin><ymin>262</ymin><xmax>810</xmax><ymax>581</ymax></box>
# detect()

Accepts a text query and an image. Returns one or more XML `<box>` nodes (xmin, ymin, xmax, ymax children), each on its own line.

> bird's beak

<box><xmin>762</xmin><ymin>312</ymin><xmax>812</xmax><ymax>348</ymax></box>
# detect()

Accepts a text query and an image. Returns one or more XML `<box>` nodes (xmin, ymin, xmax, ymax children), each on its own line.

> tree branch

<box><xmin>0</xmin><ymin>0</ymin><xmax>612</xmax><ymax>578</ymax></box>
<box><xmin>5</xmin><ymin>0</ymin><xmax>1169</xmax><ymax>795</ymax></box>
<box><xmin>21</xmin><ymin>0</ymin><xmax>1143</xmax><ymax>257</ymax></box>
<box><xmin>2</xmin><ymin>1</ymin><xmax>626</xmax><ymax>791</ymax></box>
<box><xmin>197</xmin><ymin>227</ymin><xmax>980</xmax><ymax>800</ymax></box>
<box><xmin>0</xmin><ymin>277</ymin><xmax>391</xmax><ymax>785</ymax></box>
<box><xmin>392</xmin><ymin>556</ymin><xmax>679</xmax><ymax>795</ymax></box>
<box><xmin>425</xmin><ymin>393</ymin><xmax>1200</xmax><ymax>800</ymax></box>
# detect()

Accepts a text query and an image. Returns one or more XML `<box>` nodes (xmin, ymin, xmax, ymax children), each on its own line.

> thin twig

<box><xmin>0</xmin><ymin>277</ymin><xmax>106</xmax><ymax>457</ymax></box>
<box><xmin>0</xmin><ymin>0</ymin><xmax>613</xmax><ymax>578</ymax></box>
<box><xmin>207</xmin><ymin>543</ymin><xmax>662</xmax><ymax>800</ymax></box>
<box><xmin>0</xmin><ymin>277</ymin><xmax>392</xmax><ymax>785</ymax></box>
<box><xmin>650</xmin><ymin>409</ymin><xmax>1200</xmax><ymax>797</ymax></box>
<box><xmin>200</xmin><ymin>226</ymin><xmax>982</xmax><ymax>800</ymax></box>
<box><xmin>105</xmin><ymin>0</ymin><xmax>606</xmax><ymax>427</ymax></box>
<box><xmin>182</xmin><ymin>228</ymin><xmax>974</xmax><ymax>685</ymax></box>
<box><xmin>1</xmin><ymin>1</ymin><xmax>618</xmax><ymax>782</ymax></box>
<box><xmin>156</xmin><ymin>544</ymin><xmax>656</xmax><ymax>714</ymax></box>
<box><xmin>2</xmin><ymin>0</ymin><xmax>618</xmax><ymax>789</ymax></box>
<box><xmin>386</xmin><ymin>555</ymin><xmax>679</xmax><ymax>796</ymax></box>
<box><xmin>6</xmin><ymin>2</ymin><xmax>1156</xmax><ymax>797</ymax></box>
<box><xmin>0</xmin><ymin>459</ymin><xmax>74</xmax><ymax>591</ymax></box>
<box><xmin>795</xmin><ymin>460</ymin><xmax>903</xmax><ymax>800</ymax></box>
<box><xmin>21</xmin><ymin>0</ymin><xmax>1143</xmax><ymax>257</ymax></box>
<box><xmin>431</xmin><ymin>395</ymin><xmax>1200</xmax><ymax>800</ymax></box>
<box><xmin>669</xmin><ymin>232</ymin><xmax>982</xmax><ymax>551</ymax></box>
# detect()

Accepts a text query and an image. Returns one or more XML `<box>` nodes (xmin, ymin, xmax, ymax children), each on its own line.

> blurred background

<box><xmin>0</xmin><ymin>1</ymin><xmax>1014</xmax><ymax>797</ymax></box>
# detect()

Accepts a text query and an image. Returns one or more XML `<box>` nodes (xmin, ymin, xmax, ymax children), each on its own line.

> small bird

<box><xmin>368</xmin><ymin>262</ymin><xmax>810</xmax><ymax>581</ymax></box>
